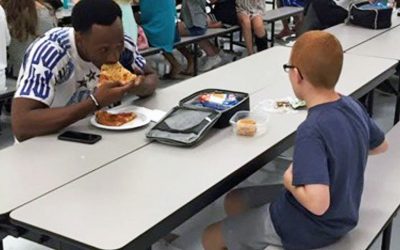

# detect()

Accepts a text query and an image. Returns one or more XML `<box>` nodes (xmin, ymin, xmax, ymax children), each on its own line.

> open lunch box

<box><xmin>146</xmin><ymin>89</ymin><xmax>250</xmax><ymax>146</ymax></box>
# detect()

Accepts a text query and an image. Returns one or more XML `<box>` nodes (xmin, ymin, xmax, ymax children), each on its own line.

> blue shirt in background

<box><xmin>140</xmin><ymin>0</ymin><xmax>177</xmax><ymax>53</ymax></box>
<box><xmin>270</xmin><ymin>96</ymin><xmax>385</xmax><ymax>250</ymax></box>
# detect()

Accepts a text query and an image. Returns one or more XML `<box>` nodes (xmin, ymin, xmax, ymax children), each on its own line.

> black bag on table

<box><xmin>349</xmin><ymin>2</ymin><xmax>393</xmax><ymax>29</ymax></box>
<box><xmin>146</xmin><ymin>89</ymin><xmax>250</xmax><ymax>147</ymax></box>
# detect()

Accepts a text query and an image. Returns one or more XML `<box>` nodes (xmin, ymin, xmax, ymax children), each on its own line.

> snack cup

<box><xmin>229</xmin><ymin>111</ymin><xmax>269</xmax><ymax>137</ymax></box>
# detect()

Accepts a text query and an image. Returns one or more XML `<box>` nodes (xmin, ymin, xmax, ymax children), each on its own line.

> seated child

<box><xmin>140</xmin><ymin>0</ymin><xmax>184</xmax><ymax>79</ymax></box>
<box><xmin>202</xmin><ymin>30</ymin><xmax>388</xmax><ymax>250</ymax></box>
<box><xmin>236</xmin><ymin>0</ymin><xmax>268</xmax><ymax>55</ymax></box>
<box><xmin>178</xmin><ymin>0</ymin><xmax>222</xmax><ymax>72</ymax></box>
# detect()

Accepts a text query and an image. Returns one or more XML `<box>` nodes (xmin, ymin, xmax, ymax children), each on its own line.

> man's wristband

<box><xmin>89</xmin><ymin>94</ymin><xmax>101</xmax><ymax>110</ymax></box>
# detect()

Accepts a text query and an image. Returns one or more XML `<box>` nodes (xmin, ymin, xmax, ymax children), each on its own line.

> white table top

<box><xmin>325</xmin><ymin>13</ymin><xmax>400</xmax><ymax>51</ymax></box>
<box><xmin>0</xmin><ymin>46</ymin><xmax>294</xmax><ymax>216</ymax></box>
<box><xmin>136</xmin><ymin>46</ymin><xmax>295</xmax><ymax>110</ymax></box>
<box><xmin>10</xmin><ymin>51</ymin><xmax>398</xmax><ymax>249</ymax></box>
<box><xmin>347</xmin><ymin>25</ymin><xmax>400</xmax><ymax>61</ymax></box>
<box><xmin>0</xmin><ymin>116</ymin><xmax>150</xmax><ymax>216</ymax></box>
<box><xmin>10</xmin><ymin>85</ymin><xmax>307</xmax><ymax>250</ymax></box>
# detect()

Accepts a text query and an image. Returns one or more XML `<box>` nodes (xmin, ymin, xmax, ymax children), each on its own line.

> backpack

<box><xmin>349</xmin><ymin>1</ymin><xmax>393</xmax><ymax>29</ymax></box>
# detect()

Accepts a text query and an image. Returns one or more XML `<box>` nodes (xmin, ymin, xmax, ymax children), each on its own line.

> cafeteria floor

<box><xmin>1</xmin><ymin>41</ymin><xmax>399</xmax><ymax>249</ymax></box>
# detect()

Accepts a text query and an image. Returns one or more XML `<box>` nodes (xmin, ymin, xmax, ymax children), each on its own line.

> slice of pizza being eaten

<box><xmin>95</xmin><ymin>110</ymin><xmax>137</xmax><ymax>127</ymax></box>
<box><xmin>98</xmin><ymin>62</ymin><xmax>137</xmax><ymax>87</ymax></box>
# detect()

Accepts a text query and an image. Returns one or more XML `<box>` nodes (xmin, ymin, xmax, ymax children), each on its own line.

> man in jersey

<box><xmin>11</xmin><ymin>0</ymin><xmax>158</xmax><ymax>141</ymax></box>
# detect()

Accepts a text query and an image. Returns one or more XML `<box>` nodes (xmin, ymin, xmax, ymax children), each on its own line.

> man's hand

<box><xmin>94</xmin><ymin>81</ymin><xmax>136</xmax><ymax>107</ymax></box>
<box><xmin>129</xmin><ymin>65</ymin><xmax>158</xmax><ymax>97</ymax></box>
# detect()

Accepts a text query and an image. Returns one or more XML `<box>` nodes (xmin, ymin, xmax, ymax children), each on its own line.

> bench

<box><xmin>139</xmin><ymin>7</ymin><xmax>304</xmax><ymax>74</ymax></box>
<box><xmin>263</xmin><ymin>7</ymin><xmax>304</xmax><ymax>47</ymax></box>
<box><xmin>266</xmin><ymin>122</ymin><xmax>400</xmax><ymax>250</ymax></box>
<box><xmin>139</xmin><ymin>26</ymin><xmax>241</xmax><ymax>75</ymax></box>
<box><xmin>232</xmin><ymin>7</ymin><xmax>304</xmax><ymax>49</ymax></box>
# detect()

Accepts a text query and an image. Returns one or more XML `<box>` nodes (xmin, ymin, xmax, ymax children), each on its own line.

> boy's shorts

<box><xmin>221</xmin><ymin>185</ymin><xmax>284</xmax><ymax>250</ymax></box>
<box><xmin>187</xmin><ymin>26</ymin><xmax>207</xmax><ymax>36</ymax></box>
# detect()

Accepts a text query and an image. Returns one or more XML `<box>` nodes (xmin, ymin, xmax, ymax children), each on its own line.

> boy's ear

<box><xmin>293</xmin><ymin>68</ymin><xmax>303</xmax><ymax>85</ymax></box>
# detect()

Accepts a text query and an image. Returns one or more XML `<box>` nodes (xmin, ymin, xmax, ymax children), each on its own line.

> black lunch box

<box><xmin>146</xmin><ymin>89</ymin><xmax>250</xmax><ymax>146</ymax></box>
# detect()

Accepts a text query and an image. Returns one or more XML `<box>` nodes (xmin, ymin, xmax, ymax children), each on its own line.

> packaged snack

<box><xmin>196</xmin><ymin>92</ymin><xmax>239</xmax><ymax>110</ymax></box>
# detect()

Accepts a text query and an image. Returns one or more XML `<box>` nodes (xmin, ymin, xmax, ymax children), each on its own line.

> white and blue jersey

<box><xmin>15</xmin><ymin>27</ymin><xmax>146</xmax><ymax>107</ymax></box>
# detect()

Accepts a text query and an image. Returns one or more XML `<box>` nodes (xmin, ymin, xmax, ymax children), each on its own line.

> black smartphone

<box><xmin>58</xmin><ymin>131</ymin><xmax>102</xmax><ymax>144</ymax></box>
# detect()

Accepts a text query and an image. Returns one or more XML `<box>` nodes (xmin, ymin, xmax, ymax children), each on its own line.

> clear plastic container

<box><xmin>229</xmin><ymin>111</ymin><xmax>269</xmax><ymax>137</ymax></box>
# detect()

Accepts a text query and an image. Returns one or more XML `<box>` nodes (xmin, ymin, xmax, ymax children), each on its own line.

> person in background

<box><xmin>209</xmin><ymin>0</ymin><xmax>238</xmax><ymax>26</ymax></box>
<box><xmin>2</xmin><ymin>0</ymin><xmax>57</xmax><ymax>79</ymax></box>
<box><xmin>236</xmin><ymin>0</ymin><xmax>269</xmax><ymax>55</ymax></box>
<box><xmin>0</xmin><ymin>3</ymin><xmax>9</xmax><ymax>91</ymax></box>
<box><xmin>0</xmin><ymin>2</ymin><xmax>10</xmax><ymax>117</ymax></box>
<box><xmin>299</xmin><ymin>0</ymin><xmax>349</xmax><ymax>33</ymax></box>
<box><xmin>202</xmin><ymin>31</ymin><xmax>388</xmax><ymax>250</ymax></box>
<box><xmin>114</xmin><ymin>0</ymin><xmax>138</xmax><ymax>43</ymax></box>
<box><xmin>11</xmin><ymin>0</ymin><xmax>158</xmax><ymax>141</ymax></box>
<box><xmin>275</xmin><ymin>0</ymin><xmax>304</xmax><ymax>39</ymax></box>
<box><xmin>140</xmin><ymin>0</ymin><xmax>186</xmax><ymax>79</ymax></box>
<box><xmin>179</xmin><ymin>0</ymin><xmax>222</xmax><ymax>72</ymax></box>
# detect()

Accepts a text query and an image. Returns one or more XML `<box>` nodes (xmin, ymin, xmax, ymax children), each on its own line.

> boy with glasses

<box><xmin>202</xmin><ymin>31</ymin><xmax>388</xmax><ymax>250</ymax></box>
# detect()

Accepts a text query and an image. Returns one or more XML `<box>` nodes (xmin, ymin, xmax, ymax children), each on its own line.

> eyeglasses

<box><xmin>283</xmin><ymin>64</ymin><xmax>303</xmax><ymax>79</ymax></box>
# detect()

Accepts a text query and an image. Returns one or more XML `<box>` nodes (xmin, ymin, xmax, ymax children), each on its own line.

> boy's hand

<box><xmin>283</xmin><ymin>163</ymin><xmax>331</xmax><ymax>215</ymax></box>
<box><xmin>283</xmin><ymin>164</ymin><xmax>294</xmax><ymax>191</ymax></box>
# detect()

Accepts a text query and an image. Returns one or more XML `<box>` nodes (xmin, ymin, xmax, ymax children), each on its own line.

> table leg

<box><xmin>271</xmin><ymin>22</ymin><xmax>275</xmax><ymax>47</ymax></box>
<box><xmin>394</xmin><ymin>95</ymin><xmax>400</xmax><ymax>125</ymax></box>
<box><xmin>394</xmin><ymin>75</ymin><xmax>400</xmax><ymax>125</ymax></box>
<box><xmin>367</xmin><ymin>90</ymin><xmax>374</xmax><ymax>117</ymax></box>
<box><xmin>230</xmin><ymin>32</ymin><xmax>233</xmax><ymax>52</ymax></box>
<box><xmin>381</xmin><ymin>221</ymin><xmax>393</xmax><ymax>250</ymax></box>
<box><xmin>194</xmin><ymin>44</ymin><xmax>198</xmax><ymax>76</ymax></box>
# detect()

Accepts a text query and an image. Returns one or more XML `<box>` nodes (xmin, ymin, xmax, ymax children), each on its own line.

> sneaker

<box><xmin>199</xmin><ymin>55</ymin><xmax>222</xmax><ymax>72</ymax></box>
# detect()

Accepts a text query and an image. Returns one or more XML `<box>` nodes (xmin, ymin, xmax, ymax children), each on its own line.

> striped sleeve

<box><xmin>15</xmin><ymin>38</ymin><xmax>70</xmax><ymax>106</ymax></box>
<box><xmin>121</xmin><ymin>34</ymin><xmax>146</xmax><ymax>74</ymax></box>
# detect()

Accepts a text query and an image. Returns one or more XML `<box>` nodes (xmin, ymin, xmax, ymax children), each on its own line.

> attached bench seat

<box><xmin>263</xmin><ymin>6</ymin><xmax>304</xmax><ymax>23</ymax></box>
<box><xmin>265</xmin><ymin>123</ymin><xmax>400</xmax><ymax>250</ymax></box>
<box><xmin>263</xmin><ymin>7</ymin><xmax>304</xmax><ymax>46</ymax></box>
<box><xmin>139</xmin><ymin>26</ymin><xmax>241</xmax><ymax>75</ymax></box>
<box><xmin>318</xmin><ymin>124</ymin><xmax>400</xmax><ymax>250</ymax></box>
<box><xmin>139</xmin><ymin>25</ymin><xmax>241</xmax><ymax>57</ymax></box>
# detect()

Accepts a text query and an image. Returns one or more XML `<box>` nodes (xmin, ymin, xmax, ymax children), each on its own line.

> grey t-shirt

<box><xmin>181</xmin><ymin>0</ymin><xmax>207</xmax><ymax>28</ymax></box>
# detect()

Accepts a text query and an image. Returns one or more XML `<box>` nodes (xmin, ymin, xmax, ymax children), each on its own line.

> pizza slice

<box><xmin>95</xmin><ymin>110</ymin><xmax>137</xmax><ymax>126</ymax></box>
<box><xmin>98</xmin><ymin>62</ymin><xmax>137</xmax><ymax>87</ymax></box>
